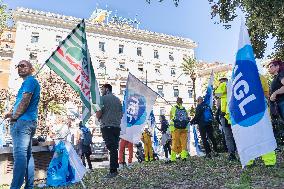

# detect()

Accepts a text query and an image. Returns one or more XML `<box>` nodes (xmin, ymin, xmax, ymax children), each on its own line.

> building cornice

<box><xmin>197</xmin><ymin>61</ymin><xmax>232</xmax><ymax>77</ymax></box>
<box><xmin>12</xmin><ymin>7</ymin><xmax>197</xmax><ymax>49</ymax></box>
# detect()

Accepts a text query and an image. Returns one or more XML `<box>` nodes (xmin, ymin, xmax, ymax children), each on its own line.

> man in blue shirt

<box><xmin>4</xmin><ymin>60</ymin><xmax>40</xmax><ymax>189</ymax></box>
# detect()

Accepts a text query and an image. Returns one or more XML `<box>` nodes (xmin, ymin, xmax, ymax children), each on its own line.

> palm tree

<box><xmin>182</xmin><ymin>57</ymin><xmax>198</xmax><ymax>107</ymax></box>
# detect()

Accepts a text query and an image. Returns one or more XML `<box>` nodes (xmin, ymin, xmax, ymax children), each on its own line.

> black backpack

<box><xmin>173</xmin><ymin>106</ymin><xmax>189</xmax><ymax>129</ymax></box>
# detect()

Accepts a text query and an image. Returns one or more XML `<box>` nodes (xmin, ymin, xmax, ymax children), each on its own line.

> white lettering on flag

<box><xmin>120</xmin><ymin>73</ymin><xmax>157</xmax><ymax>144</ymax></box>
<box><xmin>228</xmin><ymin>20</ymin><xmax>277</xmax><ymax>167</ymax></box>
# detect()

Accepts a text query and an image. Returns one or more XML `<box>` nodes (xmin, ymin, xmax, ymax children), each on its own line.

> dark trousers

<box><xmin>101</xmin><ymin>126</ymin><xmax>120</xmax><ymax>173</ymax></box>
<box><xmin>163</xmin><ymin>141</ymin><xmax>171</xmax><ymax>158</ymax></box>
<box><xmin>81</xmin><ymin>151</ymin><xmax>92</xmax><ymax>169</ymax></box>
<box><xmin>199</xmin><ymin>124</ymin><xmax>218</xmax><ymax>155</ymax></box>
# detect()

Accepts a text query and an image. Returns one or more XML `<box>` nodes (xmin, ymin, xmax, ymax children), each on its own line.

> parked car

<box><xmin>90</xmin><ymin>141</ymin><xmax>108</xmax><ymax>161</ymax></box>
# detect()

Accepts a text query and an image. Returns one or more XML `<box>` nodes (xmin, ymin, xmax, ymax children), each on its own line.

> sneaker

<box><xmin>118</xmin><ymin>163</ymin><xmax>124</xmax><ymax>169</ymax></box>
<box><xmin>104</xmin><ymin>172</ymin><xmax>118</xmax><ymax>179</ymax></box>
<box><xmin>127</xmin><ymin>162</ymin><xmax>133</xmax><ymax>168</ymax></box>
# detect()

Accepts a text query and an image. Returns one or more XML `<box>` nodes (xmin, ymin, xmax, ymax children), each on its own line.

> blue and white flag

<box><xmin>120</xmin><ymin>73</ymin><xmax>158</xmax><ymax>144</ymax></box>
<box><xmin>228</xmin><ymin>20</ymin><xmax>277</xmax><ymax>167</ymax></box>
<box><xmin>47</xmin><ymin>141</ymin><xmax>87</xmax><ymax>187</ymax></box>
<box><xmin>149</xmin><ymin>110</ymin><xmax>155</xmax><ymax>128</ymax></box>
<box><xmin>149</xmin><ymin>110</ymin><xmax>159</xmax><ymax>150</ymax></box>
<box><xmin>187</xmin><ymin>124</ymin><xmax>204</xmax><ymax>157</ymax></box>
<box><xmin>203</xmin><ymin>70</ymin><xmax>214</xmax><ymax>108</ymax></box>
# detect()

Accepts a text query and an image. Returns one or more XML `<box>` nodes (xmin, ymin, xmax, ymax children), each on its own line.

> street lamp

<box><xmin>190</xmin><ymin>72</ymin><xmax>197</xmax><ymax>107</ymax></box>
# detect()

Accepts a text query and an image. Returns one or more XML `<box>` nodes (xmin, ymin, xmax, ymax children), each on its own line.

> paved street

<box><xmin>91</xmin><ymin>160</ymin><xmax>109</xmax><ymax>168</ymax></box>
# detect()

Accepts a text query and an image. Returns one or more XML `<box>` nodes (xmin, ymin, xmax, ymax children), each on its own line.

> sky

<box><xmin>3</xmin><ymin>0</ymin><xmax>273</xmax><ymax>64</ymax></box>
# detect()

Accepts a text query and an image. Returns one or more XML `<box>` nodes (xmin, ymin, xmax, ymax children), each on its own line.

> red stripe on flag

<box><xmin>58</xmin><ymin>47</ymin><xmax>65</xmax><ymax>57</ymax></box>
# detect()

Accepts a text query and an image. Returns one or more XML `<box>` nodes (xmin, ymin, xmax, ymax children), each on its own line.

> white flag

<box><xmin>120</xmin><ymin>73</ymin><xmax>157</xmax><ymax>144</ymax></box>
<box><xmin>228</xmin><ymin>20</ymin><xmax>277</xmax><ymax>167</ymax></box>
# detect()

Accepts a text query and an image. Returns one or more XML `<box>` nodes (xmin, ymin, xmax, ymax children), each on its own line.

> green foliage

<box><xmin>182</xmin><ymin>57</ymin><xmax>198</xmax><ymax>105</ymax></box>
<box><xmin>36</xmin><ymin>70</ymin><xmax>80</xmax><ymax>135</ymax></box>
<box><xmin>208</xmin><ymin>0</ymin><xmax>284</xmax><ymax>60</ymax></box>
<box><xmin>146</xmin><ymin>0</ymin><xmax>180</xmax><ymax>7</ymax></box>
<box><xmin>182</xmin><ymin>56</ymin><xmax>198</xmax><ymax>77</ymax></box>
<box><xmin>0</xmin><ymin>0</ymin><xmax>11</xmax><ymax>33</ymax></box>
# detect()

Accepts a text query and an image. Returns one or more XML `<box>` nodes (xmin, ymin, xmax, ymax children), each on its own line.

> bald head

<box><xmin>16</xmin><ymin>60</ymin><xmax>34</xmax><ymax>78</ymax></box>
<box><xmin>17</xmin><ymin>60</ymin><xmax>33</xmax><ymax>69</ymax></box>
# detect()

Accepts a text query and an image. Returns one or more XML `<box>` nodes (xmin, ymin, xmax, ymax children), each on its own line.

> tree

<box><xmin>0</xmin><ymin>88</ymin><xmax>14</xmax><ymax>115</ymax></box>
<box><xmin>36</xmin><ymin>70</ymin><xmax>80</xmax><ymax>135</ymax></box>
<box><xmin>146</xmin><ymin>0</ymin><xmax>180</xmax><ymax>7</ymax></box>
<box><xmin>208</xmin><ymin>0</ymin><xmax>284</xmax><ymax>60</ymax></box>
<box><xmin>182</xmin><ymin>57</ymin><xmax>198</xmax><ymax>107</ymax></box>
<box><xmin>0</xmin><ymin>0</ymin><xmax>11</xmax><ymax>34</ymax></box>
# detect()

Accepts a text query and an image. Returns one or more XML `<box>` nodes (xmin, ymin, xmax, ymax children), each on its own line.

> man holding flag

<box><xmin>215</xmin><ymin>77</ymin><xmax>237</xmax><ymax>161</ymax></box>
<box><xmin>96</xmin><ymin>84</ymin><xmax>122</xmax><ymax>178</ymax></box>
<box><xmin>191</xmin><ymin>72</ymin><xmax>218</xmax><ymax>158</ymax></box>
<box><xmin>228</xmin><ymin>20</ymin><xmax>277</xmax><ymax>167</ymax></box>
<box><xmin>191</xmin><ymin>96</ymin><xmax>218</xmax><ymax>158</ymax></box>
<box><xmin>43</xmin><ymin>19</ymin><xmax>100</xmax><ymax>185</ymax></box>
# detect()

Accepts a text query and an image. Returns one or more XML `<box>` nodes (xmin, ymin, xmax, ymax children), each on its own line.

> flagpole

<box><xmin>129</xmin><ymin>72</ymin><xmax>173</xmax><ymax>107</ymax></box>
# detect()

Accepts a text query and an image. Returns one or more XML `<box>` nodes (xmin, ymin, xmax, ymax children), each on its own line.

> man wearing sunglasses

<box><xmin>4</xmin><ymin>60</ymin><xmax>40</xmax><ymax>189</ymax></box>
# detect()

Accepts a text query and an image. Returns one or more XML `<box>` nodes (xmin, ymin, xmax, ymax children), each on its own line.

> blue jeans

<box><xmin>10</xmin><ymin>120</ymin><xmax>36</xmax><ymax>189</ymax></box>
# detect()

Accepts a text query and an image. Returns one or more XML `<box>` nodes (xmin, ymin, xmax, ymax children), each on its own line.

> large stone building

<box><xmin>11</xmin><ymin>8</ymin><xmax>197</xmax><ymax>110</ymax></box>
<box><xmin>0</xmin><ymin>28</ymin><xmax>16</xmax><ymax>89</ymax></box>
<box><xmin>9</xmin><ymin>8</ymin><xmax>231</xmax><ymax>136</ymax></box>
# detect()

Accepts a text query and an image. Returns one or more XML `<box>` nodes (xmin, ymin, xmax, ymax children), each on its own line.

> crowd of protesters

<box><xmin>2</xmin><ymin>59</ymin><xmax>284</xmax><ymax>187</ymax></box>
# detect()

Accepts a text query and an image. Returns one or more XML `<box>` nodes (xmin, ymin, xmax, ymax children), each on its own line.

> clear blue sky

<box><xmin>4</xmin><ymin>0</ymin><xmax>273</xmax><ymax>64</ymax></box>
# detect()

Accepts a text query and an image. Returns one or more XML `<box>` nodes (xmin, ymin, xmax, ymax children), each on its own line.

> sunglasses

<box><xmin>16</xmin><ymin>64</ymin><xmax>29</xmax><ymax>69</ymax></box>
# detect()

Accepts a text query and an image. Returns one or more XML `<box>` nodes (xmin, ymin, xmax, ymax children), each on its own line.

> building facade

<box><xmin>10</xmin><ymin>8</ymin><xmax>232</xmax><ymax>136</ymax></box>
<box><xmin>0</xmin><ymin>28</ymin><xmax>16</xmax><ymax>89</ymax></box>
<box><xmin>11</xmin><ymin>8</ymin><xmax>198</xmax><ymax>113</ymax></box>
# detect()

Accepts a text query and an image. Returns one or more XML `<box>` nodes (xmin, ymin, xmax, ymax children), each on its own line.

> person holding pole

<box><xmin>4</xmin><ymin>60</ymin><xmax>40</xmax><ymax>189</ymax></box>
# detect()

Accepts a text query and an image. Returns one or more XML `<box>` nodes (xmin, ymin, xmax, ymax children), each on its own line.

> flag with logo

<box><xmin>228</xmin><ymin>20</ymin><xmax>277</xmax><ymax>167</ymax></box>
<box><xmin>187</xmin><ymin>124</ymin><xmax>204</xmax><ymax>157</ymax></box>
<box><xmin>120</xmin><ymin>73</ymin><xmax>157</xmax><ymax>144</ymax></box>
<box><xmin>47</xmin><ymin>141</ymin><xmax>87</xmax><ymax>187</ymax></box>
<box><xmin>45</xmin><ymin>20</ymin><xmax>100</xmax><ymax>124</ymax></box>
<box><xmin>149</xmin><ymin>111</ymin><xmax>159</xmax><ymax>151</ymax></box>
<box><xmin>203</xmin><ymin>70</ymin><xmax>214</xmax><ymax>108</ymax></box>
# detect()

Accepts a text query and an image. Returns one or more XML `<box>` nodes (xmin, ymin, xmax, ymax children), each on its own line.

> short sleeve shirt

<box><xmin>13</xmin><ymin>76</ymin><xmax>40</xmax><ymax>121</ymax></box>
<box><xmin>270</xmin><ymin>71</ymin><xmax>284</xmax><ymax>103</ymax></box>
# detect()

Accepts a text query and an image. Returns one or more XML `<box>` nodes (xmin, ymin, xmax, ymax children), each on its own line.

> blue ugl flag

<box><xmin>47</xmin><ymin>141</ymin><xmax>87</xmax><ymax>187</ymax></box>
<box><xmin>149</xmin><ymin>111</ymin><xmax>159</xmax><ymax>149</ymax></box>
<box><xmin>228</xmin><ymin>20</ymin><xmax>277</xmax><ymax>167</ymax></box>
<box><xmin>120</xmin><ymin>73</ymin><xmax>158</xmax><ymax>144</ymax></box>
<box><xmin>203</xmin><ymin>70</ymin><xmax>214</xmax><ymax>108</ymax></box>
<box><xmin>149</xmin><ymin>110</ymin><xmax>155</xmax><ymax>128</ymax></box>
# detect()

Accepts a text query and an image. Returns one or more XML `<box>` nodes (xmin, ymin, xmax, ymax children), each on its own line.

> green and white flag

<box><xmin>45</xmin><ymin>19</ymin><xmax>100</xmax><ymax>124</ymax></box>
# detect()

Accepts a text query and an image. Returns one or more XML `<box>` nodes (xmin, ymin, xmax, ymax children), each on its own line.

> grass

<box><xmin>30</xmin><ymin>148</ymin><xmax>284</xmax><ymax>189</ymax></box>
